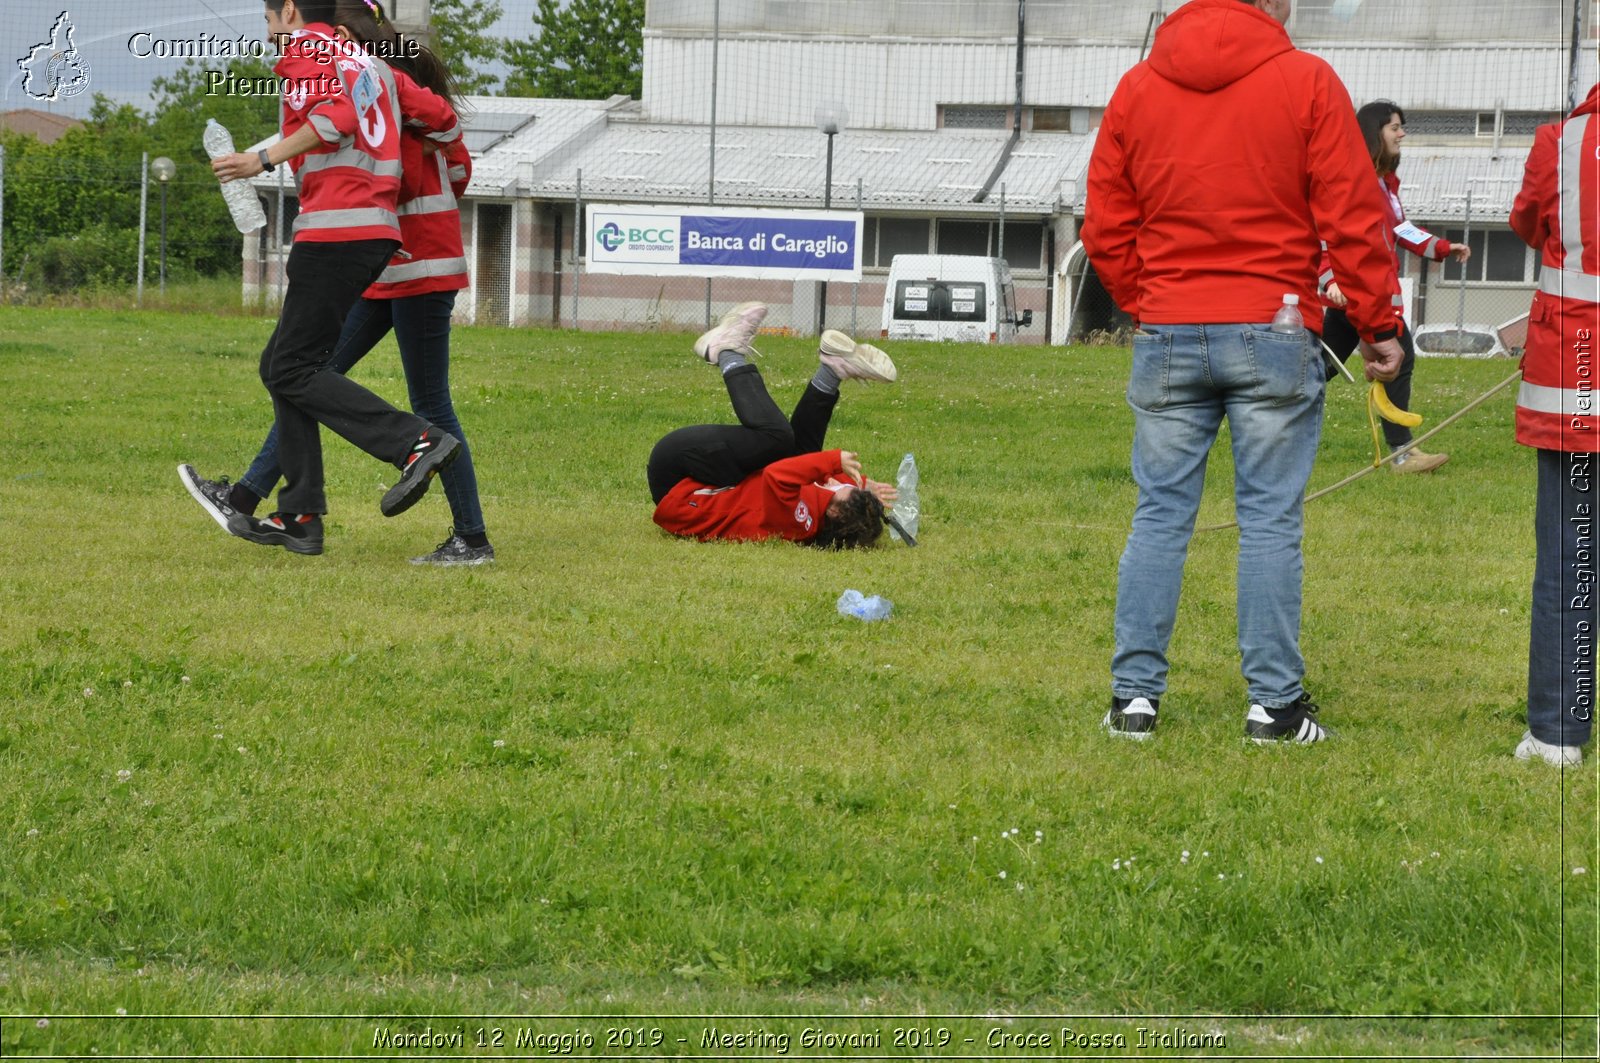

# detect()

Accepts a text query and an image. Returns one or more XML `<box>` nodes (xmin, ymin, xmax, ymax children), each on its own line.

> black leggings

<box><xmin>647</xmin><ymin>364</ymin><xmax>838</xmax><ymax>503</ymax></box>
<box><xmin>1322</xmin><ymin>307</ymin><xmax>1419</xmax><ymax>448</ymax></box>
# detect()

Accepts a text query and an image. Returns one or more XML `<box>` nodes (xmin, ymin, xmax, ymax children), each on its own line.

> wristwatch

<box><xmin>257</xmin><ymin>148</ymin><xmax>275</xmax><ymax>173</ymax></box>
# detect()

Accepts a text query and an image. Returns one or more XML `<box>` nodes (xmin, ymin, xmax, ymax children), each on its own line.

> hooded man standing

<box><xmin>1082</xmin><ymin>0</ymin><xmax>1405</xmax><ymax>744</ymax></box>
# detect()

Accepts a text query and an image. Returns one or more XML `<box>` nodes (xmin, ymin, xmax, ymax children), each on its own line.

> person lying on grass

<box><xmin>646</xmin><ymin>302</ymin><xmax>898</xmax><ymax>548</ymax></box>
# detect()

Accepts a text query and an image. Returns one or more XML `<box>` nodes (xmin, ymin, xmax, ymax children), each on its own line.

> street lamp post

<box><xmin>151</xmin><ymin>156</ymin><xmax>176</xmax><ymax>295</ymax></box>
<box><xmin>813</xmin><ymin>102</ymin><xmax>847</xmax><ymax>335</ymax></box>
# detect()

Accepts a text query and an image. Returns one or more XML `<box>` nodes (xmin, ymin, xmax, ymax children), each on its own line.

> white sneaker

<box><xmin>1515</xmin><ymin>730</ymin><xmax>1582</xmax><ymax>766</ymax></box>
<box><xmin>819</xmin><ymin>330</ymin><xmax>898</xmax><ymax>382</ymax></box>
<box><xmin>692</xmin><ymin>302</ymin><xmax>767</xmax><ymax>363</ymax></box>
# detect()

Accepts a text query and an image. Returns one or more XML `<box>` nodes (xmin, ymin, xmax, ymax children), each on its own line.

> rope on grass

<box><xmin>1197</xmin><ymin>368</ymin><xmax>1524</xmax><ymax>534</ymax></box>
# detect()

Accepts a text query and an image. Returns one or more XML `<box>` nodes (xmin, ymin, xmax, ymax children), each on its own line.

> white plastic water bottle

<box><xmin>203</xmin><ymin>118</ymin><xmax>267</xmax><ymax>234</ymax></box>
<box><xmin>891</xmin><ymin>452</ymin><xmax>920</xmax><ymax>543</ymax></box>
<box><xmin>1270</xmin><ymin>293</ymin><xmax>1303</xmax><ymax>334</ymax></box>
<box><xmin>836</xmin><ymin>589</ymin><xmax>893</xmax><ymax>621</ymax></box>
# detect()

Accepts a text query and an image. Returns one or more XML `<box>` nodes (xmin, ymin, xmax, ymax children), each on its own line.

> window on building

<box><xmin>1504</xmin><ymin>111</ymin><xmax>1563</xmax><ymax>135</ymax></box>
<box><xmin>933</xmin><ymin>218</ymin><xmax>1045</xmax><ymax>271</ymax></box>
<box><xmin>873</xmin><ymin>216</ymin><xmax>930</xmax><ymax>267</ymax></box>
<box><xmin>1031</xmin><ymin>106</ymin><xmax>1100</xmax><ymax>133</ymax></box>
<box><xmin>1439</xmin><ymin>227</ymin><xmax>1537</xmax><ymax>283</ymax></box>
<box><xmin>1475</xmin><ymin>112</ymin><xmax>1500</xmax><ymax>137</ymax></box>
<box><xmin>937</xmin><ymin>219</ymin><xmax>990</xmax><ymax>257</ymax></box>
<box><xmin>941</xmin><ymin>105</ymin><xmax>1008</xmax><ymax>129</ymax></box>
<box><xmin>1405</xmin><ymin>111</ymin><xmax>1477</xmax><ymax>136</ymax></box>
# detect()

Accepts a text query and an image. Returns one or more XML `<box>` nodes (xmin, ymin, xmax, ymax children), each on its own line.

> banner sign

<box><xmin>585</xmin><ymin>204</ymin><xmax>863</xmax><ymax>280</ymax></box>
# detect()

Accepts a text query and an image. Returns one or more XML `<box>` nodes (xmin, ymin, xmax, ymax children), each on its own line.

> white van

<box><xmin>881</xmin><ymin>254</ymin><xmax>1033</xmax><ymax>343</ymax></box>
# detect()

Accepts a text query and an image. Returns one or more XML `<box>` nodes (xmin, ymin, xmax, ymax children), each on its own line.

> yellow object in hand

<box><xmin>1369</xmin><ymin>381</ymin><xmax>1423</xmax><ymax>427</ymax></box>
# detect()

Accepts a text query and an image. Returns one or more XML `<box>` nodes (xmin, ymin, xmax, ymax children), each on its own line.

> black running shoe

<box><xmin>226</xmin><ymin>510</ymin><xmax>324</xmax><ymax>555</ymax></box>
<box><xmin>381</xmin><ymin>428</ymin><xmax>460</xmax><ymax>518</ymax></box>
<box><xmin>1103</xmin><ymin>695</ymin><xmax>1159</xmax><ymax>740</ymax></box>
<box><xmin>1245</xmin><ymin>694</ymin><xmax>1329</xmax><ymax>744</ymax></box>
<box><xmin>410</xmin><ymin>530</ymin><xmax>495</xmax><ymax>567</ymax></box>
<box><xmin>179</xmin><ymin>463</ymin><xmax>236</xmax><ymax>532</ymax></box>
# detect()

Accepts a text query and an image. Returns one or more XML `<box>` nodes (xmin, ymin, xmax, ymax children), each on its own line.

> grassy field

<box><xmin>0</xmin><ymin>305</ymin><xmax>1594</xmax><ymax>1058</ymax></box>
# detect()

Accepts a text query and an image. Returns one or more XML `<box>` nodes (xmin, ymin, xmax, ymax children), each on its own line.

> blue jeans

<box><xmin>241</xmin><ymin>290</ymin><xmax>486</xmax><ymax>536</ymax></box>
<box><xmin>1528</xmin><ymin>448</ymin><xmax>1598</xmax><ymax>747</ymax></box>
<box><xmin>1112</xmin><ymin>324</ymin><xmax>1326</xmax><ymax>708</ymax></box>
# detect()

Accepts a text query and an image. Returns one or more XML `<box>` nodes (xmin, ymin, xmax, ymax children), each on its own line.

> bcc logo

<box><xmin>596</xmin><ymin>220</ymin><xmax>677</xmax><ymax>253</ymax></box>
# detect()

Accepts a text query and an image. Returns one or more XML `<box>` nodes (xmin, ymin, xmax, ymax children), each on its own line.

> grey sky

<box><xmin>3</xmin><ymin>0</ymin><xmax>543</xmax><ymax>118</ymax></box>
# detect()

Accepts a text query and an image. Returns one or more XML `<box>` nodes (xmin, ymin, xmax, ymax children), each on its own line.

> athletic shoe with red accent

<box><xmin>226</xmin><ymin>510</ymin><xmax>324</xmax><ymax>555</ymax></box>
<box><xmin>381</xmin><ymin>427</ymin><xmax>460</xmax><ymax>517</ymax></box>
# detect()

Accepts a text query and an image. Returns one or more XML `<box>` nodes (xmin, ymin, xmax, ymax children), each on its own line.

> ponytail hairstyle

<box><xmin>812</xmin><ymin>489</ymin><xmax>887</xmax><ymax>550</ymax></box>
<box><xmin>331</xmin><ymin>0</ymin><xmax>462</xmax><ymax>111</ymax></box>
<box><xmin>1357</xmin><ymin>99</ymin><xmax>1405</xmax><ymax>175</ymax></box>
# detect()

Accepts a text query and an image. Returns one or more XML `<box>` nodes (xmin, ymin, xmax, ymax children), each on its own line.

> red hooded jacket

<box><xmin>1083</xmin><ymin>0</ymin><xmax>1399</xmax><ymax>341</ymax></box>
<box><xmin>1510</xmin><ymin>83</ymin><xmax>1600</xmax><ymax>452</ymax></box>
<box><xmin>652</xmin><ymin>450</ymin><xmax>850</xmax><ymax>543</ymax></box>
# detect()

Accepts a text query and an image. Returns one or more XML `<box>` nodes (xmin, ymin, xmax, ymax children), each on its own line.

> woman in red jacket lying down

<box><xmin>648</xmin><ymin>302</ymin><xmax>898</xmax><ymax>548</ymax></box>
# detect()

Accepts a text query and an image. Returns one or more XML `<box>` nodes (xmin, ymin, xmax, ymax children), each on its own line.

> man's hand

<box><xmin>211</xmin><ymin>151</ymin><xmax>263</xmax><ymax>183</ymax></box>
<box><xmin>839</xmin><ymin>451</ymin><xmax>864</xmax><ymax>486</ymax></box>
<box><xmin>864</xmin><ymin>478</ymin><xmax>898</xmax><ymax>506</ymax></box>
<box><xmin>1448</xmin><ymin>244</ymin><xmax>1472</xmax><ymax>264</ymax></box>
<box><xmin>1324</xmin><ymin>281</ymin><xmax>1348</xmax><ymax>308</ymax></box>
<box><xmin>1359</xmin><ymin>337</ymin><xmax>1404</xmax><ymax>381</ymax></box>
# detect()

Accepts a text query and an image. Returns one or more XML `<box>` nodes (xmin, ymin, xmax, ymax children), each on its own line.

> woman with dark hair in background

<box><xmin>184</xmin><ymin>0</ymin><xmax>493</xmax><ymax>564</ymax></box>
<box><xmin>1320</xmin><ymin>99</ymin><xmax>1472</xmax><ymax>474</ymax></box>
<box><xmin>649</xmin><ymin>303</ymin><xmax>898</xmax><ymax>549</ymax></box>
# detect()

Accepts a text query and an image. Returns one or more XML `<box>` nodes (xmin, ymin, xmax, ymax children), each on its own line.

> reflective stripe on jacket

<box><xmin>1511</xmin><ymin>85</ymin><xmax>1600</xmax><ymax>452</ymax></box>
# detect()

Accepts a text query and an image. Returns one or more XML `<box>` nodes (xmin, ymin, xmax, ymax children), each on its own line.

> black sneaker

<box><xmin>410</xmin><ymin>530</ymin><xmax>495</xmax><ymax>567</ymax></box>
<box><xmin>179</xmin><ymin>463</ymin><xmax>236</xmax><ymax>532</ymax></box>
<box><xmin>226</xmin><ymin>510</ymin><xmax>324</xmax><ymax>555</ymax></box>
<box><xmin>381</xmin><ymin>428</ymin><xmax>460</xmax><ymax>518</ymax></box>
<box><xmin>1245</xmin><ymin>694</ymin><xmax>1329</xmax><ymax>744</ymax></box>
<box><xmin>1103</xmin><ymin>695</ymin><xmax>1159</xmax><ymax>740</ymax></box>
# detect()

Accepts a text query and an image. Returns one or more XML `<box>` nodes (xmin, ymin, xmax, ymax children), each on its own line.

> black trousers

<box><xmin>647</xmin><ymin>364</ymin><xmax>838</xmax><ymax>503</ymax></box>
<box><xmin>261</xmin><ymin>239</ymin><xmax>429</xmax><ymax>514</ymax></box>
<box><xmin>1321</xmin><ymin>307</ymin><xmax>1419</xmax><ymax>449</ymax></box>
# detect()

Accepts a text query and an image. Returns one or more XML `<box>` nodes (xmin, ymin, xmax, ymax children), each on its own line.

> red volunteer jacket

<box><xmin>653</xmin><ymin>451</ymin><xmax>849</xmax><ymax>543</ymax></box>
<box><xmin>1083</xmin><ymin>0</ymin><xmax>1399</xmax><ymax>341</ymax></box>
<box><xmin>276</xmin><ymin>25</ymin><xmax>460</xmax><ymax>245</ymax></box>
<box><xmin>366</xmin><ymin>134</ymin><xmax>471</xmax><ymax>298</ymax></box>
<box><xmin>1510</xmin><ymin>84</ymin><xmax>1600</xmax><ymax>452</ymax></box>
<box><xmin>1318</xmin><ymin>171</ymin><xmax>1453</xmax><ymax>314</ymax></box>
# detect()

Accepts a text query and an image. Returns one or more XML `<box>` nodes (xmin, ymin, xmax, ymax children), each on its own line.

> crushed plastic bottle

<box><xmin>836</xmin><ymin>588</ymin><xmax>893</xmax><ymax>621</ymax></box>
<box><xmin>890</xmin><ymin>452</ymin><xmax>919</xmax><ymax>544</ymax></box>
<box><xmin>1269</xmin><ymin>293</ymin><xmax>1303</xmax><ymax>334</ymax></box>
<box><xmin>203</xmin><ymin>118</ymin><xmax>267</xmax><ymax>234</ymax></box>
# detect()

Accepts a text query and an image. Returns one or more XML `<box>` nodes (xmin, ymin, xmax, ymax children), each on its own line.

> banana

<box><xmin>1369</xmin><ymin>381</ymin><xmax>1422</xmax><ymax>427</ymax></box>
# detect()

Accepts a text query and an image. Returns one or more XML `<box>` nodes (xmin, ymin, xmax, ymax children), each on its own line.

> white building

<box><xmin>246</xmin><ymin>0</ymin><xmax>1595</xmax><ymax>344</ymax></box>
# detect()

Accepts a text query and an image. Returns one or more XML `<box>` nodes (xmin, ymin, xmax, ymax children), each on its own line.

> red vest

<box><xmin>1511</xmin><ymin>85</ymin><xmax>1600</xmax><ymax>452</ymax></box>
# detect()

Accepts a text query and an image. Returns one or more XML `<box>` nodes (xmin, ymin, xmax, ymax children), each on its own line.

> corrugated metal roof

<box><xmin>459</xmin><ymin>96</ymin><xmax>614</xmax><ymax>197</ymax></box>
<box><xmin>642</xmin><ymin>35</ymin><xmax>1575</xmax><ymax>128</ymax></box>
<box><xmin>645</xmin><ymin>0</ymin><xmax>1574</xmax><ymax>43</ymax></box>
<box><xmin>510</xmin><ymin>122</ymin><xmax>1094</xmax><ymax>214</ymax></box>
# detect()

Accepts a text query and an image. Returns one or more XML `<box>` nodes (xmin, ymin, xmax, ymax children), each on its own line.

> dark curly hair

<box><xmin>812</xmin><ymin>489</ymin><xmax>886</xmax><ymax>550</ymax></box>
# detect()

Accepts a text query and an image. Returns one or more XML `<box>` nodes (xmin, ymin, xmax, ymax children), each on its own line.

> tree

<box><xmin>501</xmin><ymin>0</ymin><xmax>643</xmax><ymax>100</ymax></box>
<box><xmin>428</xmin><ymin>0</ymin><xmax>504</xmax><ymax>95</ymax></box>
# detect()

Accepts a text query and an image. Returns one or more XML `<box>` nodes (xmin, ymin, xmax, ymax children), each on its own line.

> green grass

<box><xmin>0</xmin><ymin>306</ymin><xmax>1593</xmax><ymax>1057</ymax></box>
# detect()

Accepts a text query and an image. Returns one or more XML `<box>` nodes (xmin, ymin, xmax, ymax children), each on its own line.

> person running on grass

<box><xmin>183</xmin><ymin>0</ymin><xmax>462</xmax><ymax>557</ymax></box>
<box><xmin>182</xmin><ymin>0</ymin><xmax>492</xmax><ymax>566</ymax></box>
<box><xmin>648</xmin><ymin>303</ymin><xmax>898</xmax><ymax>548</ymax></box>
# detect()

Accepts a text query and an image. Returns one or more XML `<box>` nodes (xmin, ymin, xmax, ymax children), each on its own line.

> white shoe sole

<box><xmin>178</xmin><ymin>463</ymin><xmax>232</xmax><ymax>532</ymax></box>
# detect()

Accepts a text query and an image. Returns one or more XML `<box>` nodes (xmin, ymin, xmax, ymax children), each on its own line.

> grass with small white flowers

<box><xmin>0</xmin><ymin>305</ymin><xmax>1593</xmax><ymax>1057</ymax></box>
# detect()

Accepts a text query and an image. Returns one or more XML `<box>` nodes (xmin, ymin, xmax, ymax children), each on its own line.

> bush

<box><xmin>21</xmin><ymin>224</ymin><xmax>140</xmax><ymax>292</ymax></box>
